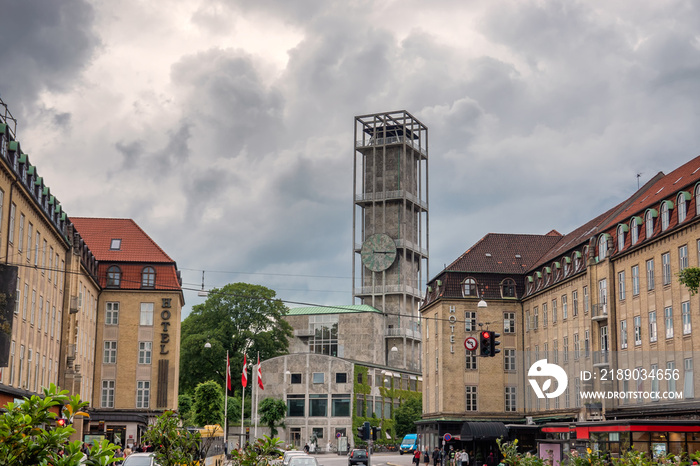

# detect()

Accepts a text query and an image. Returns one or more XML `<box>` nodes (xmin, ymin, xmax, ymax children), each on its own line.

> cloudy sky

<box><xmin>2</xmin><ymin>0</ymin><xmax>700</xmax><ymax>316</ymax></box>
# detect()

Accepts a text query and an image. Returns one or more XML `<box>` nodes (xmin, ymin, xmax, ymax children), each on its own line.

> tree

<box><xmin>193</xmin><ymin>380</ymin><xmax>224</xmax><ymax>427</ymax></box>
<box><xmin>178</xmin><ymin>394</ymin><xmax>195</xmax><ymax>427</ymax></box>
<box><xmin>0</xmin><ymin>384</ymin><xmax>117</xmax><ymax>466</ymax></box>
<box><xmin>393</xmin><ymin>395</ymin><xmax>422</xmax><ymax>438</ymax></box>
<box><xmin>142</xmin><ymin>411</ymin><xmax>201</xmax><ymax>466</ymax></box>
<box><xmin>179</xmin><ymin>283</ymin><xmax>294</xmax><ymax>396</ymax></box>
<box><xmin>258</xmin><ymin>397</ymin><xmax>287</xmax><ymax>436</ymax></box>
<box><xmin>230</xmin><ymin>435</ymin><xmax>284</xmax><ymax>466</ymax></box>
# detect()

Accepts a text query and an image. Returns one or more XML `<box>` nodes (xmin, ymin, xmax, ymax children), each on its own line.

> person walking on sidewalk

<box><xmin>432</xmin><ymin>447</ymin><xmax>441</xmax><ymax>466</ymax></box>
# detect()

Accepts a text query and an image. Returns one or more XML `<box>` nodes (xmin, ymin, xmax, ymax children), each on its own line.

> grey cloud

<box><xmin>0</xmin><ymin>0</ymin><xmax>99</xmax><ymax>119</ymax></box>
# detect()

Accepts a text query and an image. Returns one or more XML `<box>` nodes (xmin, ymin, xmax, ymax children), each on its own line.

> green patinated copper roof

<box><xmin>286</xmin><ymin>304</ymin><xmax>382</xmax><ymax>316</ymax></box>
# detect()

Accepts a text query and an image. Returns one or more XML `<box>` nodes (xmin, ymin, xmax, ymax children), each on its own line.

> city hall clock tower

<box><xmin>352</xmin><ymin>111</ymin><xmax>429</xmax><ymax>371</ymax></box>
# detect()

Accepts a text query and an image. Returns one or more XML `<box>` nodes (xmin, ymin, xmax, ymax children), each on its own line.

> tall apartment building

<box><xmin>0</xmin><ymin>97</ymin><xmax>182</xmax><ymax>446</ymax></box>
<box><xmin>420</xmin><ymin>155</ymin><xmax>700</xmax><ymax>458</ymax></box>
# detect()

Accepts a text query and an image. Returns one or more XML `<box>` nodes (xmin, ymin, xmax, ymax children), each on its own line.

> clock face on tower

<box><xmin>361</xmin><ymin>233</ymin><xmax>397</xmax><ymax>272</ymax></box>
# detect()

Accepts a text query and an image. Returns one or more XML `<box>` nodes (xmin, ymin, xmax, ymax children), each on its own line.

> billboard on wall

<box><xmin>0</xmin><ymin>264</ymin><xmax>18</xmax><ymax>367</ymax></box>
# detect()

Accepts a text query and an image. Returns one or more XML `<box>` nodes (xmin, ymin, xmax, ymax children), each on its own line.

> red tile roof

<box><xmin>447</xmin><ymin>232</ymin><xmax>563</xmax><ymax>275</ymax></box>
<box><xmin>70</xmin><ymin>217</ymin><xmax>181</xmax><ymax>292</ymax></box>
<box><xmin>70</xmin><ymin>218</ymin><xmax>174</xmax><ymax>263</ymax></box>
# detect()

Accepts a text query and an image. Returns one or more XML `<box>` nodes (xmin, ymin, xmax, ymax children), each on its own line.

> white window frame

<box><xmin>649</xmin><ymin>311</ymin><xmax>657</xmax><ymax>342</ymax></box>
<box><xmin>140</xmin><ymin>303</ymin><xmax>154</xmax><ymax>326</ymax></box>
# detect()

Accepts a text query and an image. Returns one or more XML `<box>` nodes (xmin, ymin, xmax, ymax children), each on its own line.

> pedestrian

<box><xmin>433</xmin><ymin>447</ymin><xmax>441</xmax><ymax>466</ymax></box>
<box><xmin>449</xmin><ymin>446</ymin><xmax>456</xmax><ymax>466</ymax></box>
<box><xmin>461</xmin><ymin>449</ymin><xmax>470</xmax><ymax>466</ymax></box>
<box><xmin>424</xmin><ymin>449</ymin><xmax>430</xmax><ymax>465</ymax></box>
<box><xmin>414</xmin><ymin>449</ymin><xmax>422</xmax><ymax>465</ymax></box>
<box><xmin>124</xmin><ymin>445</ymin><xmax>132</xmax><ymax>458</ymax></box>
<box><xmin>457</xmin><ymin>449</ymin><xmax>463</xmax><ymax>466</ymax></box>
<box><xmin>304</xmin><ymin>443</ymin><xmax>310</xmax><ymax>453</ymax></box>
<box><xmin>486</xmin><ymin>452</ymin><xmax>495</xmax><ymax>466</ymax></box>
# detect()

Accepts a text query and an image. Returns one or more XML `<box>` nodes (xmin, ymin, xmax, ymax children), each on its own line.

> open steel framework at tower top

<box><xmin>352</xmin><ymin>110</ymin><xmax>428</xmax><ymax>372</ymax></box>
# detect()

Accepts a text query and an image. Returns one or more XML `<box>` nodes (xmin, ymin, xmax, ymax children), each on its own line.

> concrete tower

<box><xmin>352</xmin><ymin>110</ymin><xmax>428</xmax><ymax>372</ymax></box>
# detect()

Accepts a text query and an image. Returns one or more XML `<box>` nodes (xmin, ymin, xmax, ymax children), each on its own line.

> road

<box><xmin>314</xmin><ymin>452</ymin><xmax>414</xmax><ymax>466</ymax></box>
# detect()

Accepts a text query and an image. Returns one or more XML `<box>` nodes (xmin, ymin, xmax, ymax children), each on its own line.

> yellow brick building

<box><xmin>420</xmin><ymin>156</ymin><xmax>700</xmax><ymax>455</ymax></box>
<box><xmin>0</xmin><ymin>98</ymin><xmax>182</xmax><ymax>447</ymax></box>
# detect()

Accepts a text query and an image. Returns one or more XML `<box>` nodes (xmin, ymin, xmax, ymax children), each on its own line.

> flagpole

<box><xmin>254</xmin><ymin>352</ymin><xmax>259</xmax><ymax>438</ymax></box>
<box><xmin>241</xmin><ymin>353</ymin><xmax>246</xmax><ymax>448</ymax></box>
<box><xmin>224</xmin><ymin>350</ymin><xmax>228</xmax><ymax>447</ymax></box>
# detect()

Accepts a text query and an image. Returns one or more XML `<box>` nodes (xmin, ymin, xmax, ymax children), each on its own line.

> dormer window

<box><xmin>660</xmin><ymin>201</ymin><xmax>672</xmax><ymax>231</ymax></box>
<box><xmin>562</xmin><ymin>257</ymin><xmax>570</xmax><ymax>276</ymax></box>
<box><xmin>106</xmin><ymin>266</ymin><xmax>121</xmax><ymax>287</ymax></box>
<box><xmin>645</xmin><ymin>209</ymin><xmax>657</xmax><ymax>239</ymax></box>
<box><xmin>501</xmin><ymin>278</ymin><xmax>516</xmax><ymax>298</ymax></box>
<box><xmin>462</xmin><ymin>277</ymin><xmax>478</xmax><ymax>297</ymax></box>
<box><xmin>598</xmin><ymin>234</ymin><xmax>608</xmax><ymax>260</ymax></box>
<box><xmin>631</xmin><ymin>217</ymin><xmax>641</xmax><ymax>245</ymax></box>
<box><xmin>142</xmin><ymin>266</ymin><xmax>156</xmax><ymax>288</ymax></box>
<box><xmin>678</xmin><ymin>192</ymin><xmax>689</xmax><ymax>223</ymax></box>
<box><xmin>617</xmin><ymin>224</ymin><xmax>627</xmax><ymax>251</ymax></box>
<box><xmin>110</xmin><ymin>239</ymin><xmax>121</xmax><ymax>250</ymax></box>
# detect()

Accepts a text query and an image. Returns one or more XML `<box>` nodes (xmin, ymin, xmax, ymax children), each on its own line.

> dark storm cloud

<box><xmin>0</xmin><ymin>0</ymin><xmax>99</xmax><ymax>119</ymax></box>
<box><xmin>170</xmin><ymin>48</ymin><xmax>285</xmax><ymax>158</ymax></box>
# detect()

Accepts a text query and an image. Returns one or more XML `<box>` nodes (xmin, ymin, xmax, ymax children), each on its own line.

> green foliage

<box><xmin>178</xmin><ymin>394</ymin><xmax>195</xmax><ymax>426</ymax></box>
<box><xmin>258</xmin><ymin>398</ymin><xmax>287</xmax><ymax>436</ymax></box>
<box><xmin>0</xmin><ymin>383</ymin><xmax>117</xmax><ymax>466</ymax></box>
<box><xmin>497</xmin><ymin>438</ymin><xmax>544</xmax><ymax>466</ymax></box>
<box><xmin>393</xmin><ymin>395</ymin><xmax>422</xmax><ymax>438</ymax></box>
<box><xmin>142</xmin><ymin>411</ymin><xmax>201</xmax><ymax>466</ymax></box>
<box><xmin>679</xmin><ymin>267</ymin><xmax>700</xmax><ymax>295</ymax></box>
<box><xmin>194</xmin><ymin>380</ymin><xmax>224</xmax><ymax>427</ymax></box>
<box><xmin>230</xmin><ymin>435</ymin><xmax>284</xmax><ymax>466</ymax></box>
<box><xmin>179</xmin><ymin>283</ymin><xmax>293</xmax><ymax>396</ymax></box>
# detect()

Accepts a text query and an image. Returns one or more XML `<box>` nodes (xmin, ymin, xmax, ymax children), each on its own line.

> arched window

<box><xmin>617</xmin><ymin>225</ymin><xmax>626</xmax><ymax>251</ymax></box>
<box><xmin>573</xmin><ymin>252</ymin><xmax>582</xmax><ymax>272</ymax></box>
<box><xmin>552</xmin><ymin>262</ymin><xmax>561</xmax><ymax>281</ymax></box>
<box><xmin>645</xmin><ymin>210</ymin><xmax>655</xmax><ymax>239</ymax></box>
<box><xmin>598</xmin><ymin>235</ymin><xmax>608</xmax><ymax>260</ymax></box>
<box><xmin>526</xmin><ymin>278</ymin><xmax>533</xmax><ymax>295</ymax></box>
<box><xmin>106</xmin><ymin>266</ymin><xmax>121</xmax><ymax>287</ymax></box>
<box><xmin>141</xmin><ymin>266</ymin><xmax>156</xmax><ymax>288</ymax></box>
<box><xmin>543</xmin><ymin>268</ymin><xmax>551</xmax><ymax>286</ymax></box>
<box><xmin>501</xmin><ymin>278</ymin><xmax>516</xmax><ymax>298</ymax></box>
<box><xmin>678</xmin><ymin>192</ymin><xmax>688</xmax><ymax>224</ymax></box>
<box><xmin>631</xmin><ymin>218</ymin><xmax>640</xmax><ymax>245</ymax></box>
<box><xmin>660</xmin><ymin>201</ymin><xmax>671</xmax><ymax>231</ymax></box>
<box><xmin>462</xmin><ymin>277</ymin><xmax>478</xmax><ymax>297</ymax></box>
<box><xmin>562</xmin><ymin>257</ymin><xmax>570</xmax><ymax>276</ymax></box>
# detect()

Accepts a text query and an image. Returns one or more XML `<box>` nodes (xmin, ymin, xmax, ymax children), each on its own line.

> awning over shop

<box><xmin>460</xmin><ymin>422</ymin><xmax>508</xmax><ymax>441</ymax></box>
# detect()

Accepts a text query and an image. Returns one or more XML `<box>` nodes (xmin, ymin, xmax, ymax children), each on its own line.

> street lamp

<box><xmin>204</xmin><ymin>342</ymin><xmax>229</xmax><ymax>448</ymax></box>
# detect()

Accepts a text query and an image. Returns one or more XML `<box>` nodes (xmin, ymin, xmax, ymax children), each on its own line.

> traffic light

<box><xmin>357</xmin><ymin>421</ymin><xmax>370</xmax><ymax>440</ymax></box>
<box><xmin>480</xmin><ymin>331</ymin><xmax>491</xmax><ymax>356</ymax></box>
<box><xmin>371</xmin><ymin>426</ymin><xmax>381</xmax><ymax>441</ymax></box>
<box><xmin>490</xmin><ymin>331</ymin><xmax>501</xmax><ymax>357</ymax></box>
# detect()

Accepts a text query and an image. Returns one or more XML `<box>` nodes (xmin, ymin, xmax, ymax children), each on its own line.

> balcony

<box><xmin>591</xmin><ymin>303</ymin><xmax>608</xmax><ymax>322</ymax></box>
<box><xmin>385</xmin><ymin>327</ymin><xmax>422</xmax><ymax>342</ymax></box>
<box><xmin>355</xmin><ymin>136</ymin><xmax>427</xmax><ymax>157</ymax></box>
<box><xmin>354</xmin><ymin>189</ymin><xmax>428</xmax><ymax>211</ymax></box>
<box><xmin>593</xmin><ymin>351</ymin><xmax>610</xmax><ymax>368</ymax></box>
<box><xmin>354</xmin><ymin>284</ymin><xmax>424</xmax><ymax>298</ymax></box>
<box><xmin>293</xmin><ymin>329</ymin><xmax>314</xmax><ymax>338</ymax></box>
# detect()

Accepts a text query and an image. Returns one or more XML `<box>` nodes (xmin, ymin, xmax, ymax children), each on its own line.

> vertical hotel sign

<box><xmin>157</xmin><ymin>297</ymin><xmax>172</xmax><ymax>408</ymax></box>
<box><xmin>160</xmin><ymin>298</ymin><xmax>172</xmax><ymax>354</ymax></box>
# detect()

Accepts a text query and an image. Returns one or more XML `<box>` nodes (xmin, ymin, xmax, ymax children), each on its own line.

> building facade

<box><xmin>0</xmin><ymin>97</ymin><xmax>182</xmax><ymax>447</ymax></box>
<box><xmin>420</xmin><ymin>156</ymin><xmax>700</xmax><ymax>458</ymax></box>
<box><xmin>264</xmin><ymin>305</ymin><xmax>422</xmax><ymax>450</ymax></box>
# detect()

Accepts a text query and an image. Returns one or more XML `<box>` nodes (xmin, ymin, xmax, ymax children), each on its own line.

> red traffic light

<box><xmin>481</xmin><ymin>331</ymin><xmax>490</xmax><ymax>339</ymax></box>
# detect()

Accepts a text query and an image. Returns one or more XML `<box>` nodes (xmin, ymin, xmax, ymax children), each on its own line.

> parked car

<box><xmin>348</xmin><ymin>449</ymin><xmax>369</xmax><ymax>466</ymax></box>
<box><xmin>122</xmin><ymin>453</ymin><xmax>159</xmax><ymax>466</ymax></box>
<box><xmin>283</xmin><ymin>451</ymin><xmax>310</xmax><ymax>466</ymax></box>
<box><xmin>288</xmin><ymin>455</ymin><xmax>319</xmax><ymax>466</ymax></box>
